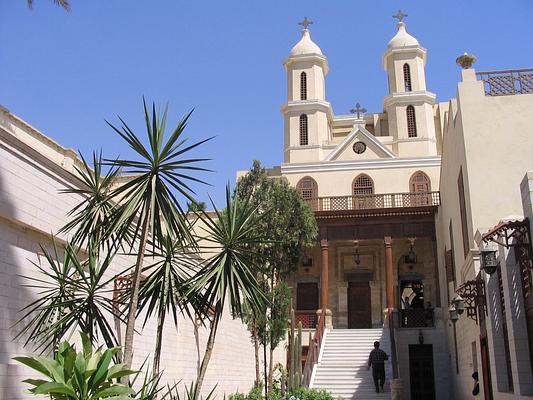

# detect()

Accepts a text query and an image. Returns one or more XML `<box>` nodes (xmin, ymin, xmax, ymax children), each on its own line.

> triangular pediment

<box><xmin>325</xmin><ymin>126</ymin><xmax>395</xmax><ymax>161</ymax></box>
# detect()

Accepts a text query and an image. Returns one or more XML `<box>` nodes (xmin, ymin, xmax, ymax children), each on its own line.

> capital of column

<box><xmin>320</xmin><ymin>239</ymin><xmax>329</xmax><ymax>249</ymax></box>
<box><xmin>384</xmin><ymin>236</ymin><xmax>392</xmax><ymax>247</ymax></box>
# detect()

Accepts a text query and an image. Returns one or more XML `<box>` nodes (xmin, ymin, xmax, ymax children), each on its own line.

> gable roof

<box><xmin>324</xmin><ymin>125</ymin><xmax>396</xmax><ymax>161</ymax></box>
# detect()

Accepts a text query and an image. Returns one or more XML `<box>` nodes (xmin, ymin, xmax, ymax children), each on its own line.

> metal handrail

<box><xmin>302</xmin><ymin>309</ymin><xmax>326</xmax><ymax>387</ymax></box>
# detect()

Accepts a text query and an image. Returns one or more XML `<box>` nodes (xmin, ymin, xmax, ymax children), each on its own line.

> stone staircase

<box><xmin>310</xmin><ymin>329</ymin><xmax>392</xmax><ymax>400</ymax></box>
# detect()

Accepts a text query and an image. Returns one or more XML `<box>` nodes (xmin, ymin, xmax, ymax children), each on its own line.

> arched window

<box><xmin>407</xmin><ymin>105</ymin><xmax>417</xmax><ymax>137</ymax></box>
<box><xmin>299</xmin><ymin>114</ymin><xmax>308</xmax><ymax>145</ymax></box>
<box><xmin>353</xmin><ymin>174</ymin><xmax>374</xmax><ymax>195</ymax></box>
<box><xmin>403</xmin><ymin>63</ymin><xmax>412</xmax><ymax>92</ymax></box>
<box><xmin>300</xmin><ymin>72</ymin><xmax>307</xmax><ymax>100</ymax></box>
<box><xmin>296</xmin><ymin>177</ymin><xmax>317</xmax><ymax>200</ymax></box>
<box><xmin>410</xmin><ymin>171</ymin><xmax>431</xmax><ymax>193</ymax></box>
<box><xmin>410</xmin><ymin>171</ymin><xmax>431</xmax><ymax>206</ymax></box>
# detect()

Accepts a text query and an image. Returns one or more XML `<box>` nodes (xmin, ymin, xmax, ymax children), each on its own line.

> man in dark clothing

<box><xmin>367</xmin><ymin>341</ymin><xmax>389</xmax><ymax>393</ymax></box>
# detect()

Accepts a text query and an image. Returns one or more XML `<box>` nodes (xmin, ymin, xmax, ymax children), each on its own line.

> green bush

<box><xmin>14</xmin><ymin>332</ymin><xmax>136</xmax><ymax>399</ymax></box>
<box><xmin>284</xmin><ymin>388</ymin><xmax>334</xmax><ymax>400</ymax></box>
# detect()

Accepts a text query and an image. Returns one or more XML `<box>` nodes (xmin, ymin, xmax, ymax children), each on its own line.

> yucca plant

<box><xmin>59</xmin><ymin>151</ymin><xmax>123</xmax><ymax>254</ymax></box>
<box><xmin>14</xmin><ymin>332</ymin><xmax>136</xmax><ymax>399</ymax></box>
<box><xmin>16</xmin><ymin>241</ymin><xmax>124</xmax><ymax>352</ymax></box>
<box><xmin>137</xmin><ymin>233</ymin><xmax>203</xmax><ymax>378</ymax></box>
<box><xmin>105</xmin><ymin>99</ymin><xmax>211</xmax><ymax>370</ymax></box>
<box><xmin>186</xmin><ymin>185</ymin><xmax>268</xmax><ymax>399</ymax></box>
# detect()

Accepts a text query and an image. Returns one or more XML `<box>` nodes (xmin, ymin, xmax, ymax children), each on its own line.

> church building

<box><xmin>272</xmin><ymin>13</ymin><xmax>533</xmax><ymax>400</ymax></box>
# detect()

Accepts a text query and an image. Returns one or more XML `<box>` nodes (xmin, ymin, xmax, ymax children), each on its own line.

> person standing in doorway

<box><xmin>367</xmin><ymin>341</ymin><xmax>389</xmax><ymax>393</ymax></box>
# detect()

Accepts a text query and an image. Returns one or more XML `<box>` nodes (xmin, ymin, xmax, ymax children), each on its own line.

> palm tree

<box><xmin>137</xmin><ymin>233</ymin><xmax>204</xmax><ymax>378</ymax></box>
<box><xmin>106</xmin><ymin>99</ymin><xmax>211</xmax><ymax>370</ymax></box>
<box><xmin>186</xmin><ymin>185</ymin><xmax>268</xmax><ymax>399</ymax></box>
<box><xmin>27</xmin><ymin>0</ymin><xmax>70</xmax><ymax>11</ymax></box>
<box><xmin>16</xmin><ymin>241</ymin><xmax>124</xmax><ymax>352</ymax></box>
<box><xmin>59</xmin><ymin>151</ymin><xmax>121</xmax><ymax>253</ymax></box>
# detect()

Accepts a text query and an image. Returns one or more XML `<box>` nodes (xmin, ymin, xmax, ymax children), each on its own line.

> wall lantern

<box><xmin>405</xmin><ymin>237</ymin><xmax>417</xmax><ymax>264</ymax></box>
<box><xmin>480</xmin><ymin>242</ymin><xmax>499</xmax><ymax>275</ymax></box>
<box><xmin>302</xmin><ymin>251</ymin><xmax>313</xmax><ymax>268</ymax></box>
<box><xmin>451</xmin><ymin>295</ymin><xmax>465</xmax><ymax>315</ymax></box>
<box><xmin>449</xmin><ymin>305</ymin><xmax>459</xmax><ymax>323</ymax></box>
<box><xmin>353</xmin><ymin>240</ymin><xmax>361</xmax><ymax>265</ymax></box>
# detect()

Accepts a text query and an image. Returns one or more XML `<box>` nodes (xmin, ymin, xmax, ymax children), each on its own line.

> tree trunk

<box><xmin>152</xmin><ymin>301</ymin><xmax>166</xmax><ymax>378</ymax></box>
<box><xmin>122</xmin><ymin>206</ymin><xmax>152</xmax><ymax>372</ymax></box>
<box><xmin>263</xmin><ymin>340</ymin><xmax>268</xmax><ymax>398</ymax></box>
<box><xmin>268</xmin><ymin>343</ymin><xmax>274</xmax><ymax>392</ymax></box>
<box><xmin>194</xmin><ymin>301</ymin><xmax>222</xmax><ymax>400</ymax></box>
<box><xmin>253</xmin><ymin>321</ymin><xmax>260</xmax><ymax>387</ymax></box>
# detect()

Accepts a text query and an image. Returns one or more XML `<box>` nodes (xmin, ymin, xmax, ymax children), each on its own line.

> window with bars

<box><xmin>299</xmin><ymin>114</ymin><xmax>308</xmax><ymax>145</ymax></box>
<box><xmin>407</xmin><ymin>105</ymin><xmax>417</xmax><ymax>137</ymax></box>
<box><xmin>296</xmin><ymin>177</ymin><xmax>317</xmax><ymax>199</ymax></box>
<box><xmin>403</xmin><ymin>63</ymin><xmax>412</xmax><ymax>92</ymax></box>
<box><xmin>353</xmin><ymin>174</ymin><xmax>374</xmax><ymax>195</ymax></box>
<box><xmin>410</xmin><ymin>171</ymin><xmax>431</xmax><ymax>193</ymax></box>
<box><xmin>300</xmin><ymin>72</ymin><xmax>307</xmax><ymax>100</ymax></box>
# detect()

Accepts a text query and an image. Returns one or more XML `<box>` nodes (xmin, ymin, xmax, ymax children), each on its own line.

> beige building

<box><xmin>271</xmin><ymin>15</ymin><xmax>533</xmax><ymax>400</ymax></box>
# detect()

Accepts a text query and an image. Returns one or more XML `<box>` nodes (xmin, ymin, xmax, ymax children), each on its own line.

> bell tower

<box><xmin>282</xmin><ymin>18</ymin><xmax>332</xmax><ymax>163</ymax></box>
<box><xmin>383</xmin><ymin>11</ymin><xmax>438</xmax><ymax>157</ymax></box>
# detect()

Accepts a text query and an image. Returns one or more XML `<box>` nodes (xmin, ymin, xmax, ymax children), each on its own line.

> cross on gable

<box><xmin>298</xmin><ymin>17</ymin><xmax>313</xmax><ymax>30</ymax></box>
<box><xmin>350</xmin><ymin>103</ymin><xmax>367</xmax><ymax>119</ymax></box>
<box><xmin>393</xmin><ymin>10</ymin><xmax>408</xmax><ymax>23</ymax></box>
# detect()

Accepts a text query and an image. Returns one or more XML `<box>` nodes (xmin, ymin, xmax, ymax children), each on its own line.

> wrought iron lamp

<box><xmin>405</xmin><ymin>238</ymin><xmax>417</xmax><ymax>264</ymax></box>
<box><xmin>480</xmin><ymin>242</ymin><xmax>499</xmax><ymax>275</ymax></box>
<box><xmin>449</xmin><ymin>304</ymin><xmax>459</xmax><ymax>323</ymax></box>
<box><xmin>302</xmin><ymin>251</ymin><xmax>313</xmax><ymax>268</ymax></box>
<box><xmin>353</xmin><ymin>240</ymin><xmax>361</xmax><ymax>265</ymax></box>
<box><xmin>451</xmin><ymin>295</ymin><xmax>465</xmax><ymax>315</ymax></box>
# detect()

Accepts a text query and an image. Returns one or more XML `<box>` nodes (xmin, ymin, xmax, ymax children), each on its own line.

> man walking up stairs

<box><xmin>310</xmin><ymin>329</ymin><xmax>392</xmax><ymax>399</ymax></box>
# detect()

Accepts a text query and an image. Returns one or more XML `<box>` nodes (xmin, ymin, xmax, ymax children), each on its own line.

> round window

<box><xmin>353</xmin><ymin>141</ymin><xmax>367</xmax><ymax>154</ymax></box>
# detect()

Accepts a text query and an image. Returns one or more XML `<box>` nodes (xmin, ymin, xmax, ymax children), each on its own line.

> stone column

<box><xmin>321</xmin><ymin>239</ymin><xmax>329</xmax><ymax>311</ymax></box>
<box><xmin>385</xmin><ymin>236</ymin><xmax>395</xmax><ymax>309</ymax></box>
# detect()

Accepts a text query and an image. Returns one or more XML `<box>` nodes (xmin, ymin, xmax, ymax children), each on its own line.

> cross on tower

<box><xmin>298</xmin><ymin>17</ymin><xmax>313</xmax><ymax>30</ymax></box>
<box><xmin>350</xmin><ymin>103</ymin><xmax>367</xmax><ymax>119</ymax></box>
<box><xmin>393</xmin><ymin>10</ymin><xmax>408</xmax><ymax>23</ymax></box>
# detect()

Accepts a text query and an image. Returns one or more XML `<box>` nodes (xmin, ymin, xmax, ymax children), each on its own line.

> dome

<box><xmin>289</xmin><ymin>29</ymin><xmax>323</xmax><ymax>57</ymax></box>
<box><xmin>387</xmin><ymin>22</ymin><xmax>419</xmax><ymax>48</ymax></box>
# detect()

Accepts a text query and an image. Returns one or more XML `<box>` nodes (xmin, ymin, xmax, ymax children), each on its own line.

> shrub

<box><xmin>14</xmin><ymin>332</ymin><xmax>136</xmax><ymax>399</ymax></box>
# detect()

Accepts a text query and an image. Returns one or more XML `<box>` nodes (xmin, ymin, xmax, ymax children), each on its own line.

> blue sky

<box><xmin>2</xmin><ymin>0</ymin><xmax>533</xmax><ymax>207</ymax></box>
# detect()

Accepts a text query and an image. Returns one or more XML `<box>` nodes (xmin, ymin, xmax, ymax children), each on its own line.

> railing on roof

<box><xmin>476</xmin><ymin>68</ymin><xmax>533</xmax><ymax>96</ymax></box>
<box><xmin>304</xmin><ymin>191</ymin><xmax>440</xmax><ymax>212</ymax></box>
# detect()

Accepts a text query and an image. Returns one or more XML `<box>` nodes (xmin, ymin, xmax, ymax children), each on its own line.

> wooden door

<box><xmin>296</xmin><ymin>282</ymin><xmax>318</xmax><ymax>311</ymax></box>
<box><xmin>348</xmin><ymin>281</ymin><xmax>371</xmax><ymax>328</ymax></box>
<box><xmin>409</xmin><ymin>344</ymin><xmax>436</xmax><ymax>400</ymax></box>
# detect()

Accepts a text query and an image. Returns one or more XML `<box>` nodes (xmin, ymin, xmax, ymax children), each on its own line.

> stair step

<box><xmin>311</xmin><ymin>329</ymin><xmax>391</xmax><ymax>400</ymax></box>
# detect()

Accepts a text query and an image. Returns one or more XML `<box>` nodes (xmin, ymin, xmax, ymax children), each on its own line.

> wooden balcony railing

<box><xmin>400</xmin><ymin>308</ymin><xmax>435</xmax><ymax>328</ymax></box>
<box><xmin>295</xmin><ymin>310</ymin><xmax>317</xmax><ymax>329</ymax></box>
<box><xmin>304</xmin><ymin>191</ymin><xmax>440</xmax><ymax>212</ymax></box>
<box><xmin>302</xmin><ymin>309</ymin><xmax>326</xmax><ymax>387</ymax></box>
<box><xmin>476</xmin><ymin>68</ymin><xmax>533</xmax><ymax>96</ymax></box>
